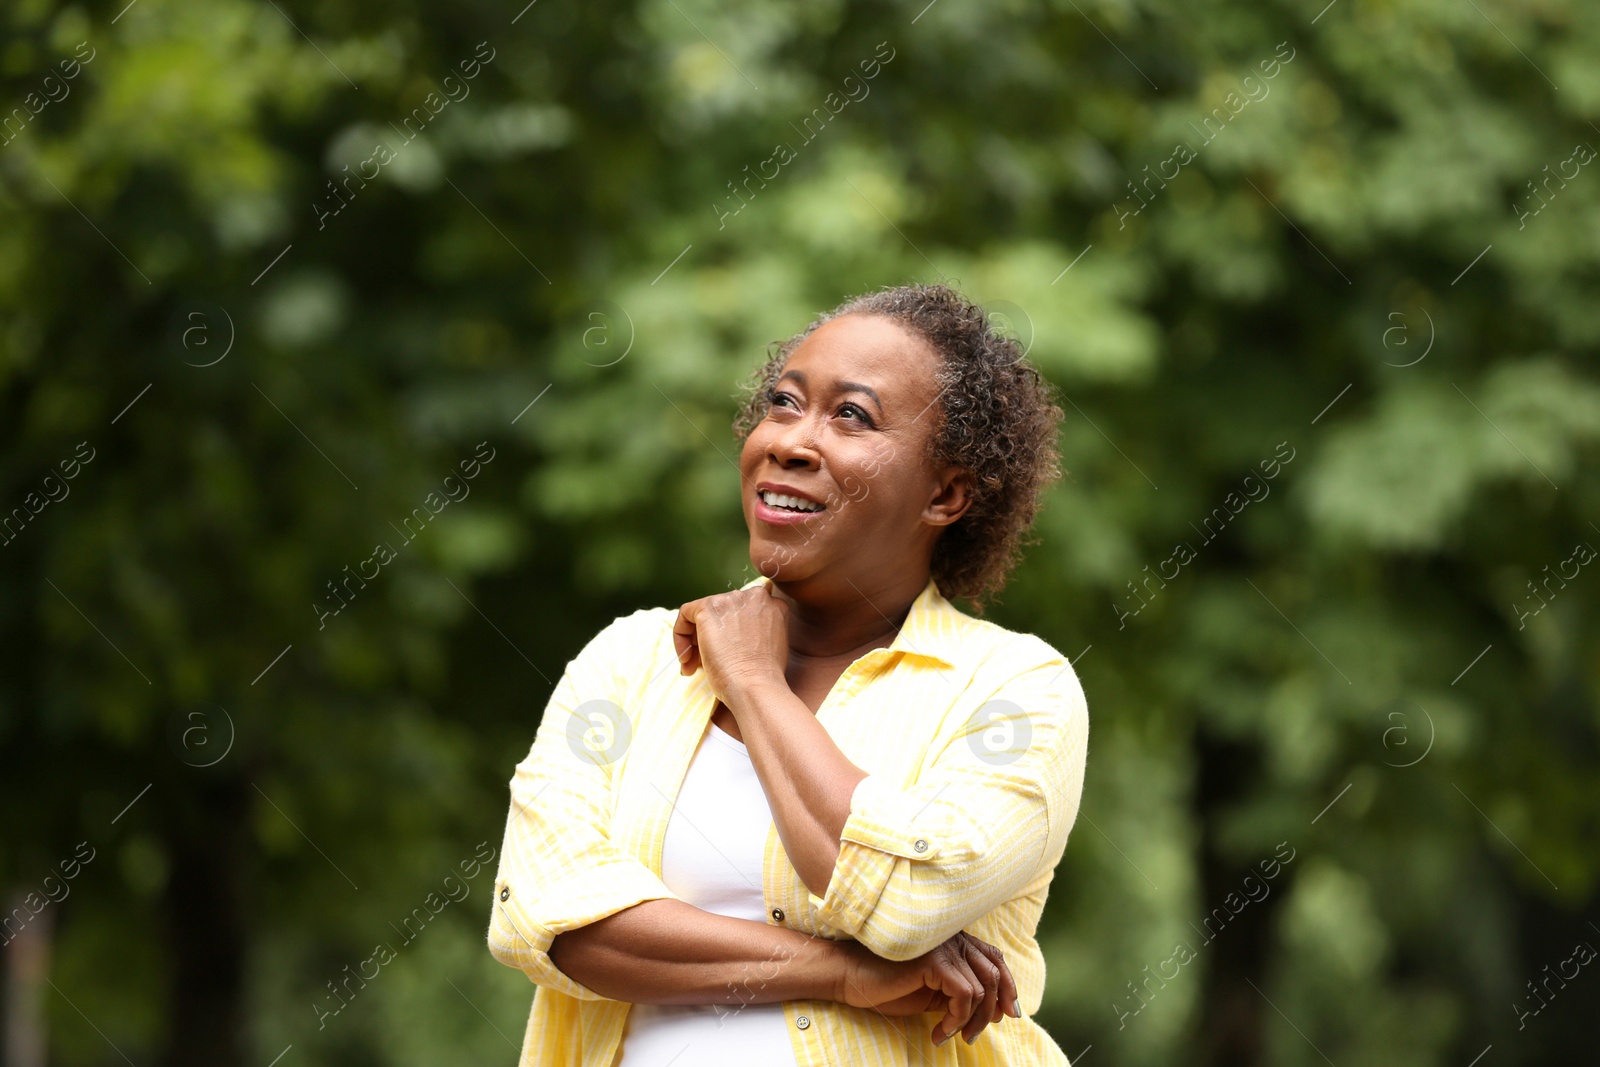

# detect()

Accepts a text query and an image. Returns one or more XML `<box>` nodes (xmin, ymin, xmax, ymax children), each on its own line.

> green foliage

<box><xmin>1</xmin><ymin>0</ymin><xmax>1597</xmax><ymax>1064</ymax></box>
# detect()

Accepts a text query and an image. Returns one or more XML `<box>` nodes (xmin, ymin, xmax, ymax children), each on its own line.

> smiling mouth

<box><xmin>757</xmin><ymin>489</ymin><xmax>825</xmax><ymax>513</ymax></box>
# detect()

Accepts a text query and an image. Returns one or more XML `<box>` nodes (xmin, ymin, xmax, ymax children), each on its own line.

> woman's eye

<box><xmin>839</xmin><ymin>403</ymin><xmax>872</xmax><ymax>424</ymax></box>
<box><xmin>766</xmin><ymin>389</ymin><xmax>797</xmax><ymax>410</ymax></box>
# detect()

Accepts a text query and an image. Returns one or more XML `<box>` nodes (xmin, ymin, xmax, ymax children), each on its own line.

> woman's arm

<box><xmin>548</xmin><ymin>898</ymin><xmax>841</xmax><ymax>1005</ymax></box>
<box><xmin>720</xmin><ymin>674</ymin><xmax>864</xmax><ymax>896</ymax></box>
<box><xmin>672</xmin><ymin>583</ymin><xmax>1090</xmax><ymax>962</ymax></box>
<box><xmin>730</xmin><ymin>658</ymin><xmax>1089</xmax><ymax>962</ymax></box>
<box><xmin>550</xmin><ymin>898</ymin><xmax>1022</xmax><ymax>1045</ymax></box>
<box><xmin>670</xmin><ymin>584</ymin><xmax>866</xmax><ymax>895</ymax></box>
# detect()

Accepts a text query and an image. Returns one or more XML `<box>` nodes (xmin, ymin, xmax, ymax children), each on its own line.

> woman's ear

<box><xmin>924</xmin><ymin>467</ymin><xmax>975</xmax><ymax>528</ymax></box>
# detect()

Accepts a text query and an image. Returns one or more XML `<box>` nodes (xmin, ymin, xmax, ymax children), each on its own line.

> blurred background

<box><xmin>2</xmin><ymin>0</ymin><xmax>1598</xmax><ymax>1064</ymax></box>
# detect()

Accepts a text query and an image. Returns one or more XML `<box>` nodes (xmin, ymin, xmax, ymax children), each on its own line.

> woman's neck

<box><xmin>769</xmin><ymin>573</ymin><xmax>927</xmax><ymax>661</ymax></box>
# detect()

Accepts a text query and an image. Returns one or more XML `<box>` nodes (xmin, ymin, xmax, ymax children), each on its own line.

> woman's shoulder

<box><xmin>554</xmin><ymin>605</ymin><xmax>679</xmax><ymax>694</ymax></box>
<box><xmin>937</xmin><ymin>604</ymin><xmax>1088</xmax><ymax>711</ymax></box>
<box><xmin>940</xmin><ymin>600</ymin><xmax>1072</xmax><ymax>673</ymax></box>
<box><xmin>583</xmin><ymin>604</ymin><xmax>677</xmax><ymax>662</ymax></box>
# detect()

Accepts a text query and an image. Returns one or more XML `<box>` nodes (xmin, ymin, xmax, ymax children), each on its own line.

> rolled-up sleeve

<box><xmin>807</xmin><ymin>656</ymin><xmax>1089</xmax><ymax>961</ymax></box>
<box><xmin>486</xmin><ymin>610</ymin><xmax>679</xmax><ymax>1000</ymax></box>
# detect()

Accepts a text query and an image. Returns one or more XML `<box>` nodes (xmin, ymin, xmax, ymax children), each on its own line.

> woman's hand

<box><xmin>835</xmin><ymin>931</ymin><xmax>1021</xmax><ymax>1046</ymax></box>
<box><xmin>673</xmin><ymin>582</ymin><xmax>790</xmax><ymax>703</ymax></box>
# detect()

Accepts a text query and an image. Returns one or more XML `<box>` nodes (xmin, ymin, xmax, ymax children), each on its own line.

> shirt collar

<box><xmin>737</xmin><ymin>573</ymin><xmax>959</xmax><ymax>669</ymax></box>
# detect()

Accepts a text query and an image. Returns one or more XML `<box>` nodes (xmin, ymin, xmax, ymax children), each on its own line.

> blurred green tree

<box><xmin>0</xmin><ymin>0</ymin><xmax>1596</xmax><ymax>1065</ymax></box>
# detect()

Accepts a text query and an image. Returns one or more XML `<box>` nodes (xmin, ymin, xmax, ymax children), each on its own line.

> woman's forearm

<box><xmin>723</xmin><ymin>673</ymin><xmax>868</xmax><ymax>897</ymax></box>
<box><xmin>547</xmin><ymin>898</ymin><xmax>845</xmax><ymax>1005</ymax></box>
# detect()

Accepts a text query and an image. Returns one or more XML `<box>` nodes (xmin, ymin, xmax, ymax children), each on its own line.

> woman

<box><xmin>487</xmin><ymin>283</ymin><xmax>1090</xmax><ymax>1065</ymax></box>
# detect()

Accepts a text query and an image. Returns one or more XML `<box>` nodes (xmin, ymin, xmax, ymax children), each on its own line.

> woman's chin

<box><xmin>750</xmin><ymin>556</ymin><xmax>787</xmax><ymax>581</ymax></box>
<box><xmin>748</xmin><ymin>546</ymin><xmax>806</xmax><ymax>582</ymax></box>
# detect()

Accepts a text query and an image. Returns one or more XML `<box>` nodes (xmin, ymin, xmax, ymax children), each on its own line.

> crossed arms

<box><xmin>485</xmin><ymin>611</ymin><xmax>1087</xmax><ymax>1040</ymax></box>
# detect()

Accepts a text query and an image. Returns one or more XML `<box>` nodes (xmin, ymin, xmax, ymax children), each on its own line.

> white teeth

<box><xmin>760</xmin><ymin>490</ymin><xmax>823</xmax><ymax>512</ymax></box>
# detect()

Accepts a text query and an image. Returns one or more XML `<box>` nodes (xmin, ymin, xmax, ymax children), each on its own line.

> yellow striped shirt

<box><xmin>486</xmin><ymin>573</ymin><xmax>1090</xmax><ymax>1065</ymax></box>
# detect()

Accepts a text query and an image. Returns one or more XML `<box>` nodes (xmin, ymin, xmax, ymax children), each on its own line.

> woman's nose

<box><xmin>769</xmin><ymin>415</ymin><xmax>820</xmax><ymax>465</ymax></box>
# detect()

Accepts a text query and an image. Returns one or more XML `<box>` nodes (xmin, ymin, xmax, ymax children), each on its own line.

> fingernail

<box><xmin>933</xmin><ymin>1031</ymin><xmax>947</xmax><ymax>1046</ymax></box>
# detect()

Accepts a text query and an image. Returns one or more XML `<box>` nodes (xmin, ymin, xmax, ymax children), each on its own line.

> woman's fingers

<box><xmin>676</xmin><ymin>637</ymin><xmax>699</xmax><ymax>675</ymax></box>
<box><xmin>895</xmin><ymin>931</ymin><xmax>1017</xmax><ymax>1045</ymax></box>
<box><xmin>671</xmin><ymin>603</ymin><xmax>700</xmax><ymax>675</ymax></box>
<box><xmin>958</xmin><ymin>939</ymin><xmax>1002</xmax><ymax>1043</ymax></box>
<box><xmin>931</xmin><ymin>944</ymin><xmax>981</xmax><ymax>1046</ymax></box>
<box><xmin>968</xmin><ymin>935</ymin><xmax>1019</xmax><ymax>1019</ymax></box>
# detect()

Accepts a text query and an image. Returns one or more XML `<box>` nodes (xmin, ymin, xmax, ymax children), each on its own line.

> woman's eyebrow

<box><xmin>838</xmin><ymin>381</ymin><xmax>883</xmax><ymax>411</ymax></box>
<box><xmin>777</xmin><ymin>370</ymin><xmax>883</xmax><ymax>412</ymax></box>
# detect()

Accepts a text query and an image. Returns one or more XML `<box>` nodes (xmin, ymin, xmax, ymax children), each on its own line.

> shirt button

<box><xmin>795</xmin><ymin>1014</ymin><xmax>810</xmax><ymax>1030</ymax></box>
<box><xmin>770</xmin><ymin>907</ymin><xmax>785</xmax><ymax>923</ymax></box>
<box><xmin>913</xmin><ymin>838</ymin><xmax>929</xmax><ymax>853</ymax></box>
<box><xmin>499</xmin><ymin>887</ymin><xmax>510</xmax><ymax>902</ymax></box>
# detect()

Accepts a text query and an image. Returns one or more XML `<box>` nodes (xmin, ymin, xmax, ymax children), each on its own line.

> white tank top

<box><xmin>616</xmin><ymin>723</ymin><xmax>802</xmax><ymax>1067</ymax></box>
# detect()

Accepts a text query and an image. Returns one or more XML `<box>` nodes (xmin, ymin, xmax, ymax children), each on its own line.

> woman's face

<box><xmin>739</xmin><ymin>313</ymin><xmax>972</xmax><ymax>587</ymax></box>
